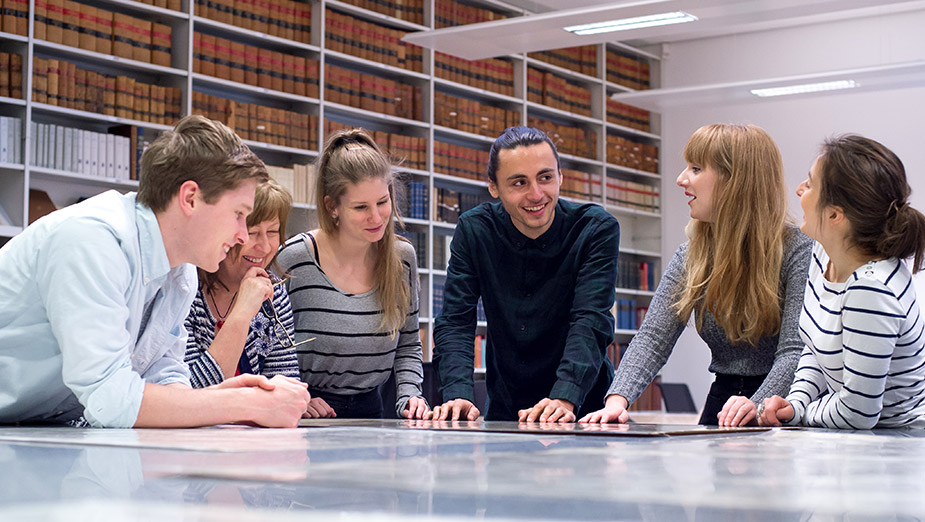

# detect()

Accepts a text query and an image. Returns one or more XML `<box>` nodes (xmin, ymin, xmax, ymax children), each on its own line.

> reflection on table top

<box><xmin>299</xmin><ymin>418</ymin><xmax>773</xmax><ymax>437</ymax></box>
<box><xmin>2</xmin><ymin>419</ymin><xmax>925</xmax><ymax>521</ymax></box>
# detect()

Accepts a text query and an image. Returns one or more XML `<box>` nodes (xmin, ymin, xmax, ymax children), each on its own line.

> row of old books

<box><xmin>132</xmin><ymin>0</ymin><xmax>181</xmax><ymax>10</ymax></box>
<box><xmin>605</xmin><ymin>342</ymin><xmax>626</xmax><ymax>373</ymax></box>
<box><xmin>0</xmin><ymin>0</ymin><xmax>27</xmax><ymax>35</ymax></box>
<box><xmin>0</xmin><ymin>116</ymin><xmax>22</xmax><ymax>164</ymax></box>
<box><xmin>339</xmin><ymin>0</ymin><xmax>424</xmax><ymax>25</ymax></box>
<box><xmin>194</xmin><ymin>0</ymin><xmax>311</xmax><ymax>43</ymax></box>
<box><xmin>326</xmin><ymin>9</ymin><xmax>423</xmax><ymax>73</ymax></box>
<box><xmin>193</xmin><ymin>32</ymin><xmax>320</xmax><ymax>98</ymax></box>
<box><xmin>0</xmin><ymin>52</ymin><xmax>23</xmax><ymax>99</ymax></box>
<box><xmin>528</xmin><ymin>116</ymin><xmax>597</xmax><ymax>160</ymax></box>
<box><xmin>35</xmin><ymin>0</ymin><xmax>172</xmax><ymax>67</ymax></box>
<box><xmin>323</xmin><ymin>118</ymin><xmax>427</xmax><ymax>172</ymax></box>
<box><xmin>265</xmin><ymin>163</ymin><xmax>316</xmax><ymax>205</ymax></box>
<box><xmin>33</xmin><ymin>58</ymin><xmax>183</xmax><ymax>124</ymax></box>
<box><xmin>433</xmin><ymin>91</ymin><xmax>520</xmax><ymax>139</ymax></box>
<box><xmin>606</xmin><ymin>177</ymin><xmax>660</xmax><ymax>213</ymax></box>
<box><xmin>615</xmin><ymin>299</ymin><xmax>648</xmax><ymax>331</ymax></box>
<box><xmin>433</xmin><ymin>140</ymin><xmax>488</xmax><ymax>182</ymax></box>
<box><xmin>192</xmin><ymin>92</ymin><xmax>316</xmax><ymax>151</ymax></box>
<box><xmin>430</xmin><ymin>232</ymin><xmax>450</xmax><ymax>269</ymax></box>
<box><xmin>527</xmin><ymin>67</ymin><xmax>592</xmax><ymax>117</ymax></box>
<box><xmin>607</xmin><ymin>48</ymin><xmax>651</xmax><ymax>91</ymax></box>
<box><xmin>473</xmin><ymin>335</ymin><xmax>486</xmax><ymax>369</ymax></box>
<box><xmin>434</xmin><ymin>0</ymin><xmax>507</xmax><ymax>28</ymax></box>
<box><xmin>607</xmin><ymin>135</ymin><xmax>658</xmax><ymax>174</ymax></box>
<box><xmin>397</xmin><ymin>229</ymin><xmax>427</xmax><ymax>269</ymax></box>
<box><xmin>402</xmin><ymin>180</ymin><xmax>428</xmax><ymax>220</ymax></box>
<box><xmin>617</xmin><ymin>259</ymin><xmax>657</xmax><ymax>291</ymax></box>
<box><xmin>30</xmin><ymin>122</ymin><xmax>132</xmax><ymax>181</ymax></box>
<box><xmin>433</xmin><ymin>186</ymin><xmax>489</xmax><ymax>224</ymax></box>
<box><xmin>560</xmin><ymin>169</ymin><xmax>602</xmax><ymax>202</ymax></box>
<box><xmin>325</xmin><ymin>64</ymin><xmax>422</xmax><ymax>121</ymax></box>
<box><xmin>434</xmin><ymin>52</ymin><xmax>515</xmax><ymax>97</ymax></box>
<box><xmin>529</xmin><ymin>45</ymin><xmax>598</xmax><ymax>77</ymax></box>
<box><xmin>607</xmin><ymin>99</ymin><xmax>651</xmax><ymax>133</ymax></box>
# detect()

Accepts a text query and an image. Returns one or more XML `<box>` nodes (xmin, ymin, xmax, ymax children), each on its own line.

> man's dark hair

<box><xmin>486</xmin><ymin>126</ymin><xmax>560</xmax><ymax>183</ymax></box>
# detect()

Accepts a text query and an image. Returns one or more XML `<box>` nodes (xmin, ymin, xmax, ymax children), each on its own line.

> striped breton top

<box><xmin>786</xmin><ymin>241</ymin><xmax>925</xmax><ymax>429</ymax></box>
<box><xmin>276</xmin><ymin>232</ymin><xmax>425</xmax><ymax>417</ymax></box>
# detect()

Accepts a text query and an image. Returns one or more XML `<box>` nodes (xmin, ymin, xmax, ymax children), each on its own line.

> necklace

<box><xmin>208</xmin><ymin>288</ymin><xmax>238</xmax><ymax>330</ymax></box>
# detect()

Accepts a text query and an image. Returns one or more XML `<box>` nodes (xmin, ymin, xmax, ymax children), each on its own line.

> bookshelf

<box><xmin>0</xmin><ymin>0</ymin><xmax>663</xmax><ymax>365</ymax></box>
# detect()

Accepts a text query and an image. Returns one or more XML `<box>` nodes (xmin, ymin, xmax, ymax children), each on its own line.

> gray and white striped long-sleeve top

<box><xmin>276</xmin><ymin>232</ymin><xmax>425</xmax><ymax>417</ymax></box>
<box><xmin>786</xmin><ymin>242</ymin><xmax>925</xmax><ymax>429</ymax></box>
<box><xmin>183</xmin><ymin>282</ymin><xmax>300</xmax><ymax>387</ymax></box>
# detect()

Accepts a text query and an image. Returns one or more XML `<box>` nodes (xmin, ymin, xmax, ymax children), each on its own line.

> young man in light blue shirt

<box><xmin>0</xmin><ymin>115</ymin><xmax>310</xmax><ymax>428</ymax></box>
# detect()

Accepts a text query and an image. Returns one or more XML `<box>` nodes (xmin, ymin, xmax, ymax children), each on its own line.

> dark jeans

<box><xmin>699</xmin><ymin>373</ymin><xmax>767</xmax><ymax>425</ymax></box>
<box><xmin>310</xmin><ymin>388</ymin><xmax>384</xmax><ymax>419</ymax></box>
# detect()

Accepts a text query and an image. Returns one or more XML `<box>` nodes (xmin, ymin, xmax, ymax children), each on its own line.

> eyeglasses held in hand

<box><xmin>261</xmin><ymin>289</ymin><xmax>315</xmax><ymax>349</ymax></box>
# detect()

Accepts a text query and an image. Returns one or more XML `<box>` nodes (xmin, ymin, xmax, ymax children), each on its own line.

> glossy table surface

<box><xmin>1</xmin><ymin>419</ymin><xmax>924</xmax><ymax>521</ymax></box>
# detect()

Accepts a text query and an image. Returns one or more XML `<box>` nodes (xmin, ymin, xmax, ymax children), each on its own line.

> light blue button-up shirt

<box><xmin>0</xmin><ymin>191</ymin><xmax>197</xmax><ymax>427</ymax></box>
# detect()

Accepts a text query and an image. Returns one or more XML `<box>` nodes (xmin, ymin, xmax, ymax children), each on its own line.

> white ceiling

<box><xmin>404</xmin><ymin>0</ymin><xmax>925</xmax><ymax>60</ymax></box>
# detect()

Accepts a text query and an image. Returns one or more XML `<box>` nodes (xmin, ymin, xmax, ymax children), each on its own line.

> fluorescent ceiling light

<box><xmin>563</xmin><ymin>11</ymin><xmax>698</xmax><ymax>36</ymax></box>
<box><xmin>750</xmin><ymin>80</ymin><xmax>859</xmax><ymax>97</ymax></box>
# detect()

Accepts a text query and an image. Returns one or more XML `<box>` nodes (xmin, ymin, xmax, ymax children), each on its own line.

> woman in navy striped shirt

<box><xmin>759</xmin><ymin>135</ymin><xmax>925</xmax><ymax>429</ymax></box>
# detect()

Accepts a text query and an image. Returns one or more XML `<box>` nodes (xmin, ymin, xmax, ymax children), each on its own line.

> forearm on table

<box><xmin>134</xmin><ymin>382</ymin><xmax>256</xmax><ymax>428</ymax></box>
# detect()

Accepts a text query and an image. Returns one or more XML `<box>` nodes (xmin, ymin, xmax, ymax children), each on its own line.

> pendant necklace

<box><xmin>208</xmin><ymin>289</ymin><xmax>238</xmax><ymax>331</ymax></box>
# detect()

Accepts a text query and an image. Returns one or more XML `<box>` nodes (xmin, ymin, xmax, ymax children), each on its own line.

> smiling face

<box><xmin>796</xmin><ymin>155</ymin><xmax>824</xmax><ymax>241</ymax></box>
<box><xmin>677</xmin><ymin>162</ymin><xmax>718</xmax><ymax>223</ymax></box>
<box><xmin>488</xmin><ymin>142</ymin><xmax>561</xmax><ymax>239</ymax></box>
<box><xmin>330</xmin><ymin>176</ymin><xmax>392</xmax><ymax>244</ymax></box>
<box><xmin>188</xmin><ymin>178</ymin><xmax>257</xmax><ymax>272</ymax></box>
<box><xmin>216</xmin><ymin>217</ymin><xmax>281</xmax><ymax>284</ymax></box>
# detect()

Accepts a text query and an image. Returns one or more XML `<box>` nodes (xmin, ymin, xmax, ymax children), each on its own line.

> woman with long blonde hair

<box><xmin>580</xmin><ymin>123</ymin><xmax>812</xmax><ymax>426</ymax></box>
<box><xmin>276</xmin><ymin>128</ymin><xmax>429</xmax><ymax>419</ymax></box>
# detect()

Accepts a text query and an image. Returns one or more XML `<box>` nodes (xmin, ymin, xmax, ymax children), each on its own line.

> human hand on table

<box><xmin>518</xmin><ymin>398</ymin><xmax>575</xmax><ymax>423</ymax></box>
<box><xmin>717</xmin><ymin>395</ymin><xmax>759</xmax><ymax>427</ymax></box>
<box><xmin>578</xmin><ymin>394</ymin><xmax>629</xmax><ymax>424</ymax></box>
<box><xmin>427</xmin><ymin>398</ymin><xmax>480</xmax><ymax>421</ymax></box>
<box><xmin>402</xmin><ymin>396</ymin><xmax>430</xmax><ymax>419</ymax></box>
<box><xmin>757</xmin><ymin>395</ymin><xmax>794</xmax><ymax>427</ymax></box>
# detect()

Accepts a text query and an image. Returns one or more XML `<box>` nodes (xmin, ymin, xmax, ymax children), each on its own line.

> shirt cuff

<box><xmin>783</xmin><ymin>400</ymin><xmax>803</xmax><ymax>426</ymax></box>
<box><xmin>549</xmin><ymin>380</ymin><xmax>583</xmax><ymax>410</ymax></box>
<box><xmin>441</xmin><ymin>383</ymin><xmax>475</xmax><ymax>405</ymax></box>
<box><xmin>81</xmin><ymin>368</ymin><xmax>146</xmax><ymax>428</ymax></box>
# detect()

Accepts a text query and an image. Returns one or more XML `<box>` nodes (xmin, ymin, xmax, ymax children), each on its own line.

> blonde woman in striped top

<box><xmin>277</xmin><ymin>128</ymin><xmax>429</xmax><ymax>420</ymax></box>
<box><xmin>759</xmin><ymin>135</ymin><xmax>925</xmax><ymax>429</ymax></box>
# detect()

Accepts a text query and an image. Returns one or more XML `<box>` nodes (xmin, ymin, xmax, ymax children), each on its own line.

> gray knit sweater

<box><xmin>276</xmin><ymin>233</ymin><xmax>425</xmax><ymax>417</ymax></box>
<box><xmin>608</xmin><ymin>226</ymin><xmax>812</xmax><ymax>406</ymax></box>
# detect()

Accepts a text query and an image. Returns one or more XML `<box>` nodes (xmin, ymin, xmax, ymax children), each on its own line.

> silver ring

<box><xmin>756</xmin><ymin>402</ymin><xmax>766</xmax><ymax>418</ymax></box>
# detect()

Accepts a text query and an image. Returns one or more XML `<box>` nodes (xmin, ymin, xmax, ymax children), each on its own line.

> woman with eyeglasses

<box><xmin>184</xmin><ymin>178</ymin><xmax>303</xmax><ymax>387</ymax></box>
<box><xmin>276</xmin><ymin>128</ymin><xmax>429</xmax><ymax>420</ymax></box>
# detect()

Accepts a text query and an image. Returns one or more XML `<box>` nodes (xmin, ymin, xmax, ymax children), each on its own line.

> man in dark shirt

<box><xmin>431</xmin><ymin>126</ymin><xmax>620</xmax><ymax>422</ymax></box>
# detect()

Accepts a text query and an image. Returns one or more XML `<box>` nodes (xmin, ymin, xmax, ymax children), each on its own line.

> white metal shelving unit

<box><xmin>0</xmin><ymin>0</ymin><xmax>663</xmax><ymax>353</ymax></box>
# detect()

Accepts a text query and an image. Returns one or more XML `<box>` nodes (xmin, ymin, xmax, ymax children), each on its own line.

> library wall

<box><xmin>0</xmin><ymin>0</ymin><xmax>665</xmax><ymax>409</ymax></box>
